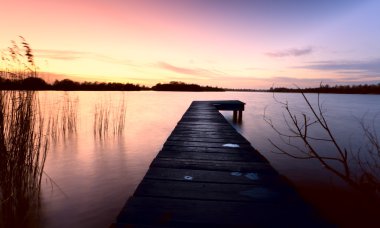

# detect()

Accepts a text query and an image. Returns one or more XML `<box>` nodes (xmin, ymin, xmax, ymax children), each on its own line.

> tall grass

<box><xmin>49</xmin><ymin>93</ymin><xmax>78</xmax><ymax>142</ymax></box>
<box><xmin>93</xmin><ymin>94</ymin><xmax>127</xmax><ymax>139</ymax></box>
<box><xmin>112</xmin><ymin>95</ymin><xmax>127</xmax><ymax>136</ymax></box>
<box><xmin>94</xmin><ymin>102</ymin><xmax>110</xmax><ymax>138</ymax></box>
<box><xmin>61</xmin><ymin>93</ymin><xmax>78</xmax><ymax>136</ymax></box>
<box><xmin>0</xmin><ymin>37</ymin><xmax>49</xmax><ymax>227</ymax></box>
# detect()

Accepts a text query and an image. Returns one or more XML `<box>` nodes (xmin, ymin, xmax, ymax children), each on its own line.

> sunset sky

<box><xmin>1</xmin><ymin>0</ymin><xmax>380</xmax><ymax>89</ymax></box>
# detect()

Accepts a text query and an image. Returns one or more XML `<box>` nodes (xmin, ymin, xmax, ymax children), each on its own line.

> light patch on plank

<box><xmin>184</xmin><ymin>176</ymin><xmax>193</xmax><ymax>181</ymax></box>
<box><xmin>245</xmin><ymin>172</ymin><xmax>259</xmax><ymax>180</ymax></box>
<box><xmin>230</xmin><ymin>172</ymin><xmax>242</xmax><ymax>176</ymax></box>
<box><xmin>223</xmin><ymin>143</ymin><xmax>240</xmax><ymax>148</ymax></box>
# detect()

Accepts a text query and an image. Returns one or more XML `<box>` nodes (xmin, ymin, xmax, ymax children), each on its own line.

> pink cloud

<box><xmin>157</xmin><ymin>62</ymin><xmax>204</xmax><ymax>75</ymax></box>
<box><xmin>35</xmin><ymin>49</ymin><xmax>133</xmax><ymax>66</ymax></box>
<box><xmin>266</xmin><ymin>47</ymin><xmax>313</xmax><ymax>58</ymax></box>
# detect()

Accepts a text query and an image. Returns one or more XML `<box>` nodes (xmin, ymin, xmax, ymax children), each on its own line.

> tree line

<box><xmin>269</xmin><ymin>84</ymin><xmax>380</xmax><ymax>94</ymax></box>
<box><xmin>0</xmin><ymin>77</ymin><xmax>225</xmax><ymax>91</ymax></box>
<box><xmin>1</xmin><ymin>75</ymin><xmax>380</xmax><ymax>93</ymax></box>
<box><xmin>0</xmin><ymin>76</ymin><xmax>143</xmax><ymax>91</ymax></box>
<box><xmin>151</xmin><ymin>81</ymin><xmax>224</xmax><ymax>91</ymax></box>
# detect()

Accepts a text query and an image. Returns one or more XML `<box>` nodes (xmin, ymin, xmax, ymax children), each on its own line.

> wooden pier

<box><xmin>114</xmin><ymin>101</ymin><xmax>326</xmax><ymax>227</ymax></box>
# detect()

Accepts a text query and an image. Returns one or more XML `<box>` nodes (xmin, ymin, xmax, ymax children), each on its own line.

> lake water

<box><xmin>37</xmin><ymin>91</ymin><xmax>380</xmax><ymax>227</ymax></box>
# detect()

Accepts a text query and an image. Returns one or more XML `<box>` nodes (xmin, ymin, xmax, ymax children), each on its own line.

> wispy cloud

<box><xmin>156</xmin><ymin>61</ymin><xmax>229</xmax><ymax>80</ymax></box>
<box><xmin>266</xmin><ymin>47</ymin><xmax>313</xmax><ymax>58</ymax></box>
<box><xmin>157</xmin><ymin>62</ymin><xmax>205</xmax><ymax>75</ymax></box>
<box><xmin>270</xmin><ymin>76</ymin><xmax>336</xmax><ymax>84</ymax></box>
<box><xmin>266</xmin><ymin>76</ymin><xmax>337</xmax><ymax>88</ymax></box>
<box><xmin>35</xmin><ymin>49</ymin><xmax>133</xmax><ymax>66</ymax></box>
<box><xmin>297</xmin><ymin>59</ymin><xmax>380</xmax><ymax>75</ymax></box>
<box><xmin>268</xmin><ymin>75</ymin><xmax>380</xmax><ymax>87</ymax></box>
<box><xmin>36</xmin><ymin>50</ymin><xmax>88</xmax><ymax>60</ymax></box>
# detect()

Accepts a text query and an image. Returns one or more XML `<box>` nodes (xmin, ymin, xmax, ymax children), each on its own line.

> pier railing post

<box><xmin>238</xmin><ymin>110</ymin><xmax>243</xmax><ymax>123</ymax></box>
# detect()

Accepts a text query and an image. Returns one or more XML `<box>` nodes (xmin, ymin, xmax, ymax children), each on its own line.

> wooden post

<box><xmin>238</xmin><ymin>110</ymin><xmax>243</xmax><ymax>123</ymax></box>
<box><xmin>233</xmin><ymin>110</ymin><xmax>237</xmax><ymax>122</ymax></box>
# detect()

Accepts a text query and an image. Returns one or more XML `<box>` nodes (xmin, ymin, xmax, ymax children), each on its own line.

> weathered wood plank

<box><xmin>157</xmin><ymin>150</ymin><xmax>260</xmax><ymax>162</ymax></box>
<box><xmin>170</xmin><ymin>129</ymin><xmax>242</xmax><ymax>136</ymax></box>
<box><xmin>167</xmin><ymin>132</ymin><xmax>247</xmax><ymax>140</ymax></box>
<box><xmin>144</xmin><ymin>167</ymin><xmax>280</xmax><ymax>184</ymax></box>
<box><xmin>116</xmin><ymin>197</ymin><xmax>322</xmax><ymax>227</ymax></box>
<box><xmin>161</xmin><ymin>145</ymin><xmax>267</xmax><ymax>156</ymax></box>
<box><xmin>151</xmin><ymin>157</ymin><xmax>276</xmax><ymax>173</ymax></box>
<box><xmin>172</xmin><ymin>128</ymin><xmax>236</xmax><ymax>133</ymax></box>
<box><xmin>167</xmin><ymin>136</ymin><xmax>249</xmax><ymax>144</ymax></box>
<box><xmin>163</xmin><ymin>140</ymin><xmax>252</xmax><ymax>148</ymax></box>
<box><xmin>133</xmin><ymin>179</ymin><xmax>293</xmax><ymax>202</ymax></box>
<box><xmin>115</xmin><ymin>100</ymin><xmax>326</xmax><ymax>227</ymax></box>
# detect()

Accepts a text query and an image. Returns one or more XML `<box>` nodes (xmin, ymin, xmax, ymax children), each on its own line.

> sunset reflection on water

<box><xmin>38</xmin><ymin>91</ymin><xmax>380</xmax><ymax>227</ymax></box>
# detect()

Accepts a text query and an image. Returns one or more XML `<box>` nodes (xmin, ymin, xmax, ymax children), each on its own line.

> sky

<box><xmin>1</xmin><ymin>0</ymin><xmax>380</xmax><ymax>89</ymax></box>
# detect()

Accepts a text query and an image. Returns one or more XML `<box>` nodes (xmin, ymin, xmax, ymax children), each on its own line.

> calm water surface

<box><xmin>38</xmin><ymin>91</ymin><xmax>380</xmax><ymax>227</ymax></box>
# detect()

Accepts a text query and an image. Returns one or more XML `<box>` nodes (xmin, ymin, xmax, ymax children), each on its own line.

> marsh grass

<box><xmin>0</xmin><ymin>37</ymin><xmax>49</xmax><ymax>227</ymax></box>
<box><xmin>49</xmin><ymin>93</ymin><xmax>78</xmax><ymax>142</ymax></box>
<box><xmin>93</xmin><ymin>94</ymin><xmax>127</xmax><ymax>139</ymax></box>
<box><xmin>112</xmin><ymin>95</ymin><xmax>127</xmax><ymax>136</ymax></box>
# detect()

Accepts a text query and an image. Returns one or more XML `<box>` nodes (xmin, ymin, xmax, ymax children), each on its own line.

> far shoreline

<box><xmin>1</xmin><ymin>76</ymin><xmax>380</xmax><ymax>94</ymax></box>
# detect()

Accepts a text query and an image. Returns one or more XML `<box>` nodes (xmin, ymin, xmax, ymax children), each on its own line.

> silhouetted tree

<box><xmin>264</xmin><ymin>91</ymin><xmax>380</xmax><ymax>200</ymax></box>
<box><xmin>268</xmin><ymin>83</ymin><xmax>380</xmax><ymax>94</ymax></box>
<box><xmin>152</xmin><ymin>81</ymin><xmax>224</xmax><ymax>91</ymax></box>
<box><xmin>53</xmin><ymin>79</ymin><xmax>80</xmax><ymax>90</ymax></box>
<box><xmin>21</xmin><ymin>77</ymin><xmax>49</xmax><ymax>90</ymax></box>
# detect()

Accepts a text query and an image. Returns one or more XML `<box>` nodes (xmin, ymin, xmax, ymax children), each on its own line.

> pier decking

<box><xmin>115</xmin><ymin>101</ymin><xmax>325</xmax><ymax>227</ymax></box>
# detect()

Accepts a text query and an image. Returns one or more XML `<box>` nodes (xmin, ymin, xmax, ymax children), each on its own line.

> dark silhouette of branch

<box><xmin>264</xmin><ymin>90</ymin><xmax>380</xmax><ymax>200</ymax></box>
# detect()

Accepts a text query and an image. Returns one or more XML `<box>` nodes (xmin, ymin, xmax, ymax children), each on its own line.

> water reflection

<box><xmin>93</xmin><ymin>94</ymin><xmax>127</xmax><ymax>139</ymax></box>
<box><xmin>264</xmin><ymin>93</ymin><xmax>380</xmax><ymax>199</ymax></box>
<box><xmin>35</xmin><ymin>91</ymin><xmax>380</xmax><ymax>227</ymax></box>
<box><xmin>230</xmin><ymin>93</ymin><xmax>380</xmax><ymax>226</ymax></box>
<box><xmin>47</xmin><ymin>92</ymin><xmax>78</xmax><ymax>142</ymax></box>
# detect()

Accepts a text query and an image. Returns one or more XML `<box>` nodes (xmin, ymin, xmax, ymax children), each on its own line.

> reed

<box><xmin>112</xmin><ymin>95</ymin><xmax>127</xmax><ymax>136</ymax></box>
<box><xmin>49</xmin><ymin>93</ymin><xmax>78</xmax><ymax>142</ymax></box>
<box><xmin>93</xmin><ymin>94</ymin><xmax>127</xmax><ymax>139</ymax></box>
<box><xmin>0</xmin><ymin>38</ymin><xmax>49</xmax><ymax>227</ymax></box>
<box><xmin>94</xmin><ymin>102</ymin><xmax>110</xmax><ymax>138</ymax></box>
<box><xmin>61</xmin><ymin>93</ymin><xmax>78</xmax><ymax>136</ymax></box>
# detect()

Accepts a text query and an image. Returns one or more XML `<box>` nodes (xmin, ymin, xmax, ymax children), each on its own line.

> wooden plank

<box><xmin>144</xmin><ymin>167</ymin><xmax>280</xmax><ymax>184</ymax></box>
<box><xmin>133</xmin><ymin>179</ymin><xmax>292</xmax><ymax>202</ymax></box>
<box><xmin>172</xmin><ymin>128</ymin><xmax>237</xmax><ymax>134</ymax></box>
<box><xmin>161</xmin><ymin>145</ymin><xmax>264</xmax><ymax>154</ymax></box>
<box><xmin>173</xmin><ymin>123</ymin><xmax>232</xmax><ymax>127</ymax></box>
<box><xmin>167</xmin><ymin>136</ymin><xmax>249</xmax><ymax>144</ymax></box>
<box><xmin>172</xmin><ymin>127</ymin><xmax>236</xmax><ymax>133</ymax></box>
<box><xmin>114</xmin><ymin>100</ymin><xmax>326</xmax><ymax>227</ymax></box>
<box><xmin>160</xmin><ymin>148</ymin><xmax>269</xmax><ymax>162</ymax></box>
<box><xmin>116</xmin><ymin>197</ymin><xmax>322</xmax><ymax>227</ymax></box>
<box><xmin>176</xmin><ymin>122</ymin><xmax>234</xmax><ymax>127</ymax></box>
<box><xmin>157</xmin><ymin>150</ymin><xmax>261</xmax><ymax>162</ymax></box>
<box><xmin>179</xmin><ymin>120</ymin><xmax>227</xmax><ymax>124</ymax></box>
<box><xmin>182</xmin><ymin>114</ymin><xmax>224</xmax><ymax>117</ymax></box>
<box><xmin>170</xmin><ymin>129</ymin><xmax>241</xmax><ymax>136</ymax></box>
<box><xmin>163</xmin><ymin>141</ymin><xmax>253</xmax><ymax>148</ymax></box>
<box><xmin>151</xmin><ymin>157</ymin><xmax>276</xmax><ymax>173</ymax></box>
<box><xmin>167</xmin><ymin>132</ymin><xmax>247</xmax><ymax>140</ymax></box>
